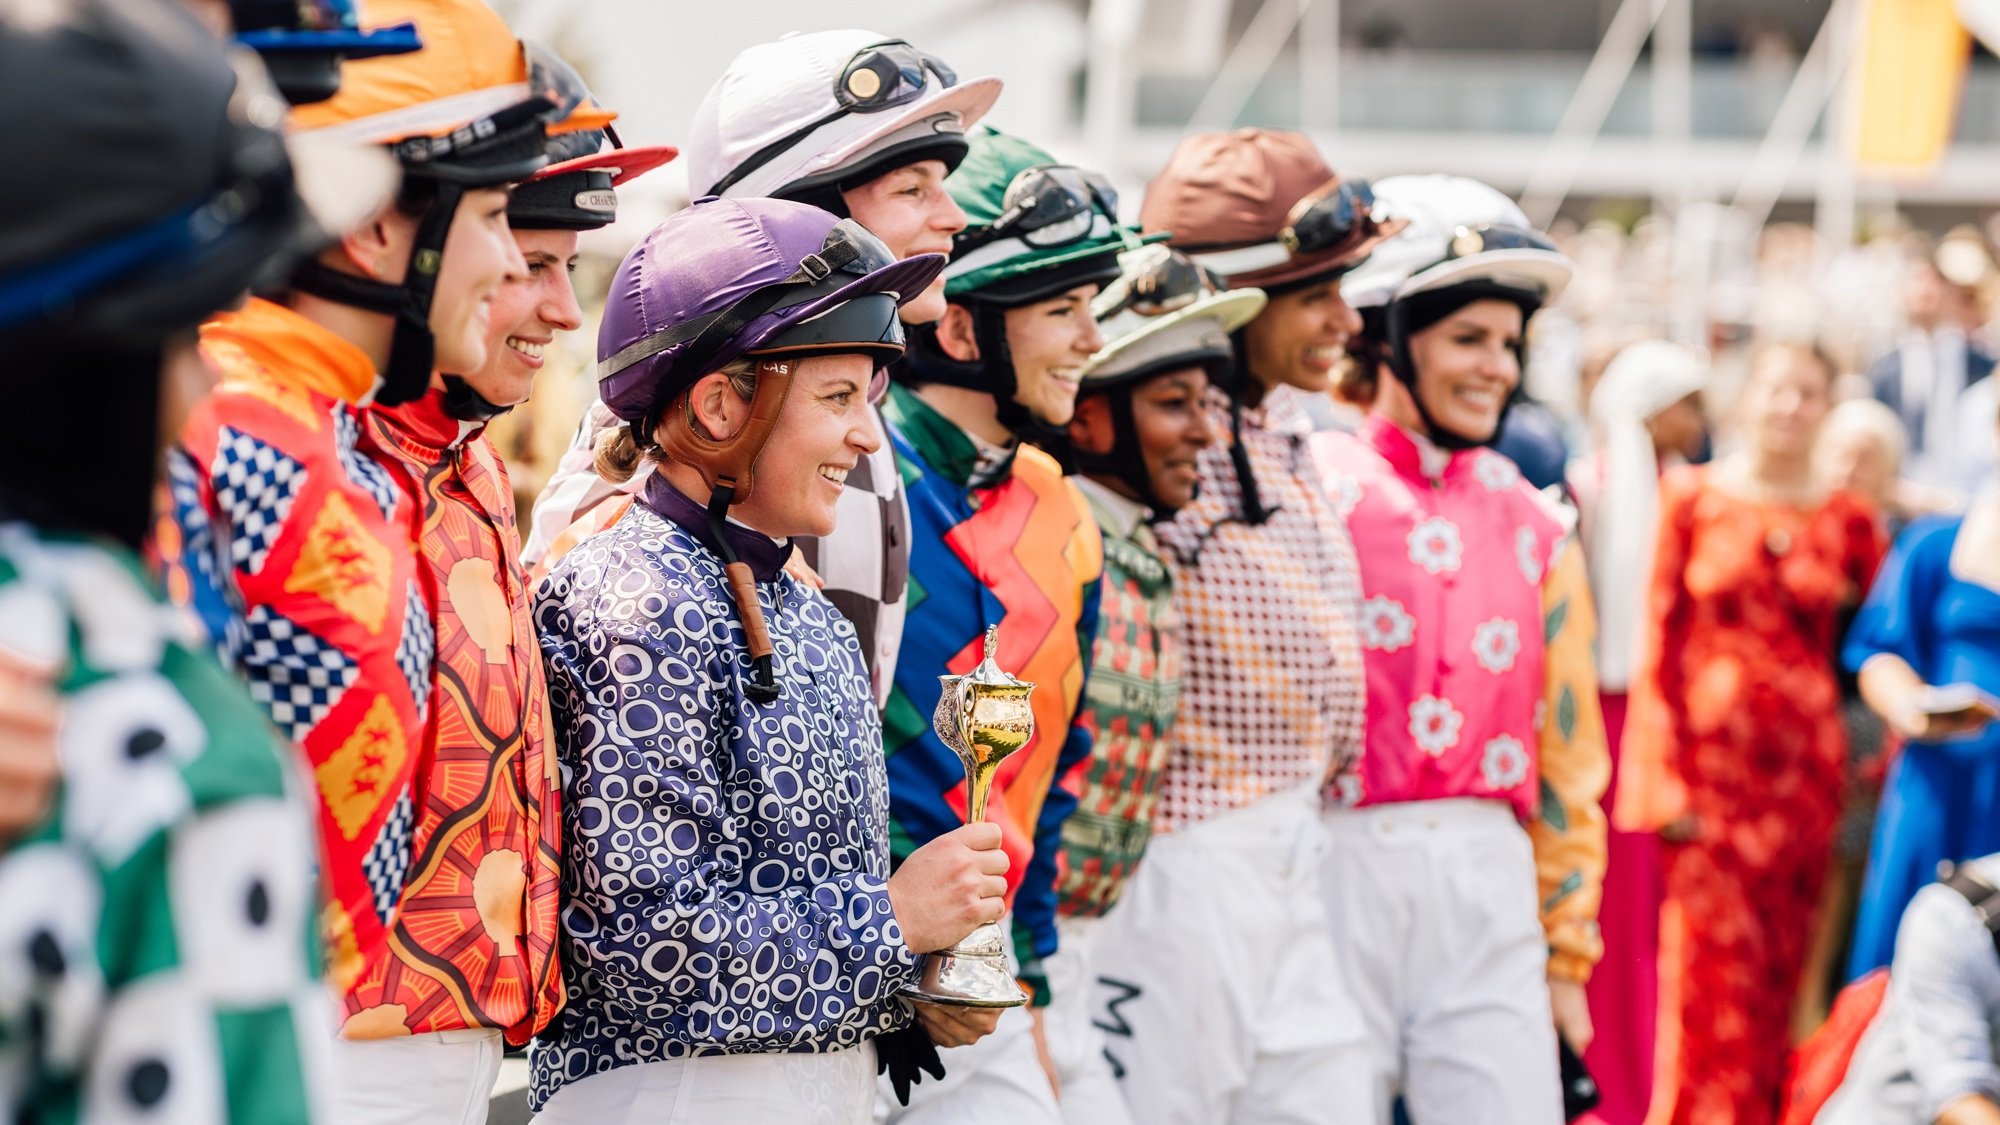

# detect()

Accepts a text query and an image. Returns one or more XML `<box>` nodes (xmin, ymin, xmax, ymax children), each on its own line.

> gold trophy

<box><xmin>903</xmin><ymin>627</ymin><xmax>1035</xmax><ymax>1008</ymax></box>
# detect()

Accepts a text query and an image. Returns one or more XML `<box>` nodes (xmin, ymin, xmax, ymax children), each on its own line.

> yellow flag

<box><xmin>1855</xmin><ymin>0</ymin><xmax>1972</xmax><ymax>173</ymax></box>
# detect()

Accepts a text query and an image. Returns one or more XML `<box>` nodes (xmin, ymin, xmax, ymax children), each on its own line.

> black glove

<box><xmin>875</xmin><ymin>1021</ymin><xmax>948</xmax><ymax>1106</ymax></box>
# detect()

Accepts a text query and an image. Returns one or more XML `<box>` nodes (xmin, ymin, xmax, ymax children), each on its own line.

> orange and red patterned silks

<box><xmin>363</xmin><ymin>389</ymin><xmax>564</xmax><ymax>1045</ymax></box>
<box><xmin>1617</xmin><ymin>468</ymin><xmax>1883</xmax><ymax>1125</ymax></box>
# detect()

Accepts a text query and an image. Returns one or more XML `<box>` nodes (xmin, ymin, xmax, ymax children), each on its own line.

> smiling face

<box><xmin>1240</xmin><ymin>277</ymin><xmax>1363</xmax><ymax>398</ymax></box>
<box><xmin>1398</xmin><ymin>298</ymin><xmax>1525</xmax><ymax>443</ymax></box>
<box><xmin>457</xmin><ymin>228</ymin><xmax>583</xmax><ymax>408</ymax></box>
<box><xmin>1069</xmin><ymin>364</ymin><xmax>1219</xmax><ymax>511</ymax></box>
<box><xmin>842</xmin><ymin>160</ymin><xmax>967</xmax><ymax>325</ymax></box>
<box><xmin>1002</xmin><ymin>283</ymin><xmax>1105</xmax><ymax>428</ymax></box>
<box><xmin>727</xmin><ymin>352</ymin><xmax>884</xmax><ymax>540</ymax></box>
<box><xmin>425</xmin><ymin>185</ymin><xmax>527</xmax><ymax>375</ymax></box>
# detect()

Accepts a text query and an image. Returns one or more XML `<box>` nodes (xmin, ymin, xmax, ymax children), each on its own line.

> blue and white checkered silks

<box><xmin>394</xmin><ymin>579</ymin><xmax>434</xmax><ymax>724</ymax></box>
<box><xmin>333</xmin><ymin>406</ymin><xmax>400</xmax><ymax>521</ymax></box>
<box><xmin>209</xmin><ymin>428</ymin><xmax>306</xmax><ymax>576</ymax></box>
<box><xmin>238</xmin><ymin>603</ymin><xmax>359</xmax><ymax>743</ymax></box>
<box><xmin>361</xmin><ymin>789</ymin><xmax>415</xmax><ymax>925</ymax></box>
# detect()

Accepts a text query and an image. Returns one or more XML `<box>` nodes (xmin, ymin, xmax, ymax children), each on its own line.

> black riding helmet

<box><xmin>0</xmin><ymin>0</ymin><xmax>364</xmax><ymax>547</ymax></box>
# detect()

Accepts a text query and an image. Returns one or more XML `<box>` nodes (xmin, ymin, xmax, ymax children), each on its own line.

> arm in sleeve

<box><xmin>1843</xmin><ymin>515</ymin><xmax>1953</xmax><ymax>680</ymax></box>
<box><xmin>1892</xmin><ymin>881</ymin><xmax>2000</xmax><ymax>1118</ymax></box>
<box><xmin>537</xmin><ymin>604</ymin><xmax>918</xmax><ymax>1047</ymax></box>
<box><xmin>1010</xmin><ymin>576</ymin><xmax>1100</xmax><ymax>1007</ymax></box>
<box><xmin>1533</xmin><ymin>539</ymin><xmax>1611</xmax><ymax>983</ymax></box>
<box><xmin>1612</xmin><ymin>468</ymin><xmax>1698</xmax><ymax>833</ymax></box>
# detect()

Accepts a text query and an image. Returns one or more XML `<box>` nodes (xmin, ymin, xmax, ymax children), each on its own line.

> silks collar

<box><xmin>638</xmin><ymin>473</ymin><xmax>790</xmax><ymax>584</ymax></box>
<box><xmin>200</xmin><ymin>297</ymin><xmax>378</xmax><ymax>405</ymax></box>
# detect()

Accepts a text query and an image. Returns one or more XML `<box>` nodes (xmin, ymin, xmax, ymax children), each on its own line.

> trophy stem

<box><xmin>966</xmin><ymin>763</ymin><xmax>995</xmax><ymax>825</ymax></box>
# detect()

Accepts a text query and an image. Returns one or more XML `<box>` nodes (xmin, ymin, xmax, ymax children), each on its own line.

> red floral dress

<box><xmin>1617</xmin><ymin>467</ymin><xmax>1882</xmax><ymax>1125</ymax></box>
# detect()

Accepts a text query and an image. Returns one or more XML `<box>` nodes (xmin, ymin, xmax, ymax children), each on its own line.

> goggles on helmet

<box><xmin>707</xmin><ymin>40</ymin><xmax>958</xmax><ymax>196</ymax></box>
<box><xmin>600</xmin><ymin>218</ymin><xmax>902</xmax><ymax>391</ymax></box>
<box><xmin>1278</xmin><ymin>178</ymin><xmax>1377</xmax><ymax>259</ymax></box>
<box><xmin>956</xmin><ymin>164</ymin><xmax>1119</xmax><ymax>255</ymax></box>
<box><xmin>1094</xmin><ymin>248</ymin><xmax>1226</xmax><ymax>320</ymax></box>
<box><xmin>1441</xmin><ymin>222</ymin><xmax>1559</xmax><ymax>262</ymax></box>
<box><xmin>388</xmin><ymin>93</ymin><xmax>556</xmax><ymax>182</ymax></box>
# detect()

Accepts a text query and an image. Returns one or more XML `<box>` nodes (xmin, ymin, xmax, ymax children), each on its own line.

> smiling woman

<box><xmin>1309</xmin><ymin>173</ymin><xmax>1612</xmax><ymax>1125</ymax></box>
<box><xmin>527</xmin><ymin>197</ymin><xmax>1022</xmax><ymax>1125</ymax></box>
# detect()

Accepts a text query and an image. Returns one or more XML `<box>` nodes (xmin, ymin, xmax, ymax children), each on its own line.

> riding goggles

<box><xmin>956</xmin><ymin>164</ymin><xmax>1120</xmax><ymax>255</ymax></box>
<box><xmin>707</xmin><ymin>40</ymin><xmax>958</xmax><ymax>196</ymax></box>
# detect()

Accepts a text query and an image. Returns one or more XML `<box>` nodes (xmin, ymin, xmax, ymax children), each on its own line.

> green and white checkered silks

<box><xmin>0</xmin><ymin>525</ymin><xmax>328</xmax><ymax>1124</ymax></box>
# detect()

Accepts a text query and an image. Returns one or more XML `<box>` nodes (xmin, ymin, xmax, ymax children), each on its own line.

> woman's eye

<box><xmin>828</xmin><ymin>391</ymin><xmax>854</xmax><ymax>406</ymax></box>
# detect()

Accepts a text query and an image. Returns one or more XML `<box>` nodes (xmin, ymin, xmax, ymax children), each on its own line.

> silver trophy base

<box><xmin>900</xmin><ymin>921</ymin><xmax>1028</xmax><ymax>1008</ymax></box>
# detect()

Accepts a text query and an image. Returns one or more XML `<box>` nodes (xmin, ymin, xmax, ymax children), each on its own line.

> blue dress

<box><xmin>1842</xmin><ymin>514</ymin><xmax>2000</xmax><ymax>978</ymax></box>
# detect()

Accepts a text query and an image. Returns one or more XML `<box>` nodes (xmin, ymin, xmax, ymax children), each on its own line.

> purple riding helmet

<box><xmin>595</xmin><ymin>195</ymin><xmax>945</xmax><ymax>698</ymax></box>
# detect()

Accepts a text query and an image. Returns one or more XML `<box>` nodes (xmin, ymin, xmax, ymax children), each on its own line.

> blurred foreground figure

<box><xmin>0</xmin><ymin>0</ymin><xmax>353</xmax><ymax>1118</ymax></box>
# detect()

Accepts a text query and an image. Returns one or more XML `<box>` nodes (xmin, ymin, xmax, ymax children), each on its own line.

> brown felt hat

<box><xmin>1139</xmin><ymin>128</ymin><xmax>1387</xmax><ymax>292</ymax></box>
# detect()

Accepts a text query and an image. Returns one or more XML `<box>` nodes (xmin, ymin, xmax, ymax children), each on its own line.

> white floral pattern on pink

<box><xmin>1324</xmin><ymin>473</ymin><xmax>1364</xmax><ymax>518</ymax></box>
<box><xmin>1408</xmin><ymin>695</ymin><xmax>1464</xmax><ymax>757</ymax></box>
<box><xmin>1516</xmin><ymin>525</ymin><xmax>1543</xmax><ymax>585</ymax></box>
<box><xmin>1407</xmin><ymin>517</ymin><xmax>1463</xmax><ymax>575</ymax></box>
<box><xmin>1473</xmin><ymin>452</ymin><xmax>1522</xmax><ymax>492</ymax></box>
<box><xmin>1472</xmin><ymin>617</ymin><xmax>1521</xmax><ymax>673</ymax></box>
<box><xmin>1480</xmin><ymin>734</ymin><xmax>1530</xmax><ymax>790</ymax></box>
<box><xmin>1360</xmin><ymin>595</ymin><xmax>1416</xmax><ymax>652</ymax></box>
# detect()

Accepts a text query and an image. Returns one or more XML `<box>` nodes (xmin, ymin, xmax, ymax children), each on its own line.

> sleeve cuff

<box><xmin>1546</xmin><ymin>919</ymin><xmax>1603</xmax><ymax>983</ymax></box>
<box><xmin>1016</xmin><ymin>961</ymin><xmax>1051</xmax><ymax>1008</ymax></box>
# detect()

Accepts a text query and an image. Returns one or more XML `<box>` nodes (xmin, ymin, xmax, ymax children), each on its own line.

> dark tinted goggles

<box><xmin>957</xmin><ymin>164</ymin><xmax>1119</xmax><ymax>255</ymax></box>
<box><xmin>838</xmin><ymin>41</ymin><xmax>958</xmax><ymax>113</ymax></box>
<box><xmin>707</xmin><ymin>41</ymin><xmax>957</xmax><ymax>196</ymax></box>
<box><xmin>1095</xmin><ymin>249</ymin><xmax>1226</xmax><ymax>319</ymax></box>
<box><xmin>1443</xmin><ymin>222</ymin><xmax>1559</xmax><ymax>261</ymax></box>
<box><xmin>1279</xmin><ymin>179</ymin><xmax>1376</xmax><ymax>257</ymax></box>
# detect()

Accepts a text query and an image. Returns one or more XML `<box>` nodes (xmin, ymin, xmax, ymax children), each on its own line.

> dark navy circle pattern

<box><xmin>528</xmin><ymin>503</ymin><xmax>917</xmax><ymax>1111</ymax></box>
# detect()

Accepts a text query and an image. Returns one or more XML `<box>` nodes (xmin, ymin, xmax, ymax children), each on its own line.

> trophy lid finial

<box><xmin>966</xmin><ymin>625</ymin><xmax>1022</xmax><ymax>688</ymax></box>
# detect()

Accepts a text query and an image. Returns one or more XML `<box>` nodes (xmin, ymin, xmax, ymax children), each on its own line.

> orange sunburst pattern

<box><xmin>356</xmin><ymin>394</ymin><xmax>564</xmax><ymax>1045</ymax></box>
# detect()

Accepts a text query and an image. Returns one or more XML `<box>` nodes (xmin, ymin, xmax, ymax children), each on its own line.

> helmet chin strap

<box><xmin>904</xmin><ymin>303</ymin><xmax>1078</xmax><ymax>461</ymax></box>
<box><xmin>1074</xmin><ymin>389</ymin><xmax>1180</xmax><ymax>518</ymax></box>
<box><xmin>439</xmin><ymin>374</ymin><xmax>512</xmax><ymax>422</ymax></box>
<box><xmin>655</xmin><ymin>358</ymin><xmax>798</xmax><ymax>703</ymax></box>
<box><xmin>290</xmin><ymin>179</ymin><xmax>464</xmax><ymax>407</ymax></box>
<box><xmin>1382</xmin><ymin>296</ymin><xmax>1509</xmax><ymax>452</ymax></box>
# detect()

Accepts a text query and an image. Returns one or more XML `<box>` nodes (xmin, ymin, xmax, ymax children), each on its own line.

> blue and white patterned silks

<box><xmin>527</xmin><ymin>475</ymin><xmax>919</xmax><ymax>1111</ymax></box>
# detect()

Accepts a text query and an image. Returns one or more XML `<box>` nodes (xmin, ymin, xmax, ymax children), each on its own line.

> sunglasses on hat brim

<box><xmin>706</xmin><ymin>40</ymin><xmax>957</xmax><ymax>196</ymax></box>
<box><xmin>955</xmin><ymin>164</ymin><xmax>1120</xmax><ymax>256</ymax></box>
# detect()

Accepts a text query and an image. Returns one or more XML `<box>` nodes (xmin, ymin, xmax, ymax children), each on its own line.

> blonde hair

<box><xmin>592</xmin><ymin>358</ymin><xmax>762</xmax><ymax>484</ymax></box>
<box><xmin>1819</xmin><ymin>398</ymin><xmax>1908</xmax><ymax>472</ymax></box>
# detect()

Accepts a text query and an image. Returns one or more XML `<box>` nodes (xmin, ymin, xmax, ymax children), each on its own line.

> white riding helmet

<box><xmin>1341</xmin><ymin>174</ymin><xmax>1573</xmax><ymax>313</ymax></box>
<box><xmin>686</xmin><ymin>29</ymin><xmax>1002</xmax><ymax>201</ymax></box>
